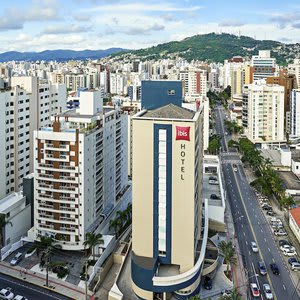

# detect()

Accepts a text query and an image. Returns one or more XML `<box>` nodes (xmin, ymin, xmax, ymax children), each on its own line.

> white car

<box><xmin>283</xmin><ymin>248</ymin><xmax>297</xmax><ymax>256</ymax></box>
<box><xmin>280</xmin><ymin>245</ymin><xmax>295</xmax><ymax>252</ymax></box>
<box><xmin>0</xmin><ymin>289</ymin><xmax>14</xmax><ymax>300</ymax></box>
<box><xmin>274</xmin><ymin>229</ymin><xmax>287</xmax><ymax>236</ymax></box>
<box><xmin>251</xmin><ymin>242</ymin><xmax>258</xmax><ymax>253</ymax></box>
<box><xmin>263</xmin><ymin>284</ymin><xmax>273</xmax><ymax>299</ymax></box>
<box><xmin>291</xmin><ymin>262</ymin><xmax>300</xmax><ymax>271</ymax></box>
<box><xmin>13</xmin><ymin>296</ymin><xmax>28</xmax><ymax>300</ymax></box>
<box><xmin>250</xmin><ymin>283</ymin><xmax>260</xmax><ymax>297</ymax></box>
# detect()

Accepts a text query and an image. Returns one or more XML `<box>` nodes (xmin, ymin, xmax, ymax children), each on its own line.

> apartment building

<box><xmin>131</xmin><ymin>104</ymin><xmax>208</xmax><ymax>299</ymax></box>
<box><xmin>243</xmin><ymin>80</ymin><xmax>285</xmax><ymax>145</ymax></box>
<box><xmin>0</xmin><ymin>86</ymin><xmax>31</xmax><ymax>198</ymax></box>
<box><xmin>29</xmin><ymin>90</ymin><xmax>128</xmax><ymax>250</ymax></box>
<box><xmin>288</xmin><ymin>59</ymin><xmax>300</xmax><ymax>88</ymax></box>
<box><xmin>250</xmin><ymin>50</ymin><xmax>277</xmax><ymax>82</ymax></box>
<box><xmin>179</xmin><ymin>69</ymin><xmax>207</xmax><ymax>102</ymax></box>
<box><xmin>291</xmin><ymin>89</ymin><xmax>300</xmax><ymax>138</ymax></box>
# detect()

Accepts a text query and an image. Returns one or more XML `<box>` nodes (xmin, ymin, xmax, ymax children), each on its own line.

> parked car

<box><xmin>270</xmin><ymin>263</ymin><xmax>280</xmax><ymax>275</ymax></box>
<box><xmin>280</xmin><ymin>245</ymin><xmax>295</xmax><ymax>252</ymax></box>
<box><xmin>0</xmin><ymin>288</ymin><xmax>14</xmax><ymax>300</ymax></box>
<box><xmin>222</xmin><ymin>289</ymin><xmax>233</xmax><ymax>297</ymax></box>
<box><xmin>232</xmin><ymin>164</ymin><xmax>238</xmax><ymax>172</ymax></box>
<box><xmin>279</xmin><ymin>240</ymin><xmax>290</xmax><ymax>247</ymax></box>
<box><xmin>262</xmin><ymin>203</ymin><xmax>272</xmax><ymax>210</ymax></box>
<box><xmin>267</xmin><ymin>210</ymin><xmax>275</xmax><ymax>216</ymax></box>
<box><xmin>203</xmin><ymin>276</ymin><xmax>212</xmax><ymax>290</ymax></box>
<box><xmin>251</xmin><ymin>242</ymin><xmax>258</xmax><ymax>253</ymax></box>
<box><xmin>288</xmin><ymin>257</ymin><xmax>298</xmax><ymax>266</ymax></box>
<box><xmin>210</xmin><ymin>194</ymin><xmax>220</xmax><ymax>200</ymax></box>
<box><xmin>250</xmin><ymin>283</ymin><xmax>260</xmax><ymax>297</ymax></box>
<box><xmin>283</xmin><ymin>248</ymin><xmax>297</xmax><ymax>256</ymax></box>
<box><xmin>13</xmin><ymin>296</ymin><xmax>28</xmax><ymax>300</ymax></box>
<box><xmin>274</xmin><ymin>229</ymin><xmax>287</xmax><ymax>236</ymax></box>
<box><xmin>208</xmin><ymin>177</ymin><xmax>218</xmax><ymax>185</ymax></box>
<box><xmin>258</xmin><ymin>261</ymin><xmax>267</xmax><ymax>275</ymax></box>
<box><xmin>10</xmin><ymin>252</ymin><xmax>23</xmax><ymax>266</ymax></box>
<box><xmin>263</xmin><ymin>284</ymin><xmax>273</xmax><ymax>299</ymax></box>
<box><xmin>291</xmin><ymin>262</ymin><xmax>300</xmax><ymax>271</ymax></box>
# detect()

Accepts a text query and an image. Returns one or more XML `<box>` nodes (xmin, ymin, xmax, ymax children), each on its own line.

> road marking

<box><xmin>264</xmin><ymin>238</ymin><xmax>267</xmax><ymax>242</ymax></box>
<box><xmin>268</xmin><ymin>248</ymin><xmax>271</xmax><ymax>252</ymax></box>
<box><xmin>283</xmin><ymin>284</ymin><xmax>286</xmax><ymax>291</ymax></box>
<box><xmin>246</xmin><ymin>241</ymin><xmax>248</xmax><ymax>245</ymax></box>
<box><xmin>272</xmin><ymin>258</ymin><xmax>275</xmax><ymax>263</ymax></box>
<box><xmin>243</xmin><ymin>232</ymin><xmax>245</xmax><ymax>236</ymax></box>
<box><xmin>249</xmin><ymin>250</ymin><xmax>251</xmax><ymax>255</ymax></box>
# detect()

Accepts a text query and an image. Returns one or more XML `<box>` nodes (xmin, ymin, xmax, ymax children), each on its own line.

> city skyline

<box><xmin>1</xmin><ymin>0</ymin><xmax>300</xmax><ymax>52</ymax></box>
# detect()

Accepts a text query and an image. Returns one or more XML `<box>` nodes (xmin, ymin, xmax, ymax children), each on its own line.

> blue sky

<box><xmin>1</xmin><ymin>0</ymin><xmax>300</xmax><ymax>52</ymax></box>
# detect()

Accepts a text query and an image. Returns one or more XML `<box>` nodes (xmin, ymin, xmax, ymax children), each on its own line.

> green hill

<box><xmin>113</xmin><ymin>33</ymin><xmax>298</xmax><ymax>65</ymax></box>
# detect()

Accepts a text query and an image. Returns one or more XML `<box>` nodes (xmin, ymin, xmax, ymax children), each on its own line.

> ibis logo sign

<box><xmin>175</xmin><ymin>126</ymin><xmax>190</xmax><ymax>141</ymax></box>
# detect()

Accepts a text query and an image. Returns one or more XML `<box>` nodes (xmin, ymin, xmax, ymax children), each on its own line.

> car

<box><xmin>270</xmin><ymin>263</ymin><xmax>280</xmax><ymax>275</ymax></box>
<box><xmin>291</xmin><ymin>262</ymin><xmax>300</xmax><ymax>271</ymax></box>
<box><xmin>210</xmin><ymin>194</ymin><xmax>220</xmax><ymax>200</ymax></box>
<box><xmin>13</xmin><ymin>296</ymin><xmax>28</xmax><ymax>300</ymax></box>
<box><xmin>280</xmin><ymin>244</ymin><xmax>295</xmax><ymax>252</ymax></box>
<box><xmin>274</xmin><ymin>229</ymin><xmax>287</xmax><ymax>236</ymax></box>
<box><xmin>279</xmin><ymin>240</ymin><xmax>290</xmax><ymax>247</ymax></box>
<box><xmin>283</xmin><ymin>248</ymin><xmax>297</xmax><ymax>256</ymax></box>
<box><xmin>267</xmin><ymin>210</ymin><xmax>275</xmax><ymax>216</ymax></box>
<box><xmin>262</xmin><ymin>204</ymin><xmax>272</xmax><ymax>210</ymax></box>
<box><xmin>258</xmin><ymin>261</ymin><xmax>267</xmax><ymax>275</ymax></box>
<box><xmin>222</xmin><ymin>289</ymin><xmax>233</xmax><ymax>297</ymax></box>
<box><xmin>263</xmin><ymin>284</ymin><xmax>273</xmax><ymax>299</ymax></box>
<box><xmin>288</xmin><ymin>257</ymin><xmax>298</xmax><ymax>265</ymax></box>
<box><xmin>0</xmin><ymin>288</ymin><xmax>14</xmax><ymax>300</ymax></box>
<box><xmin>232</xmin><ymin>164</ymin><xmax>238</xmax><ymax>172</ymax></box>
<box><xmin>203</xmin><ymin>276</ymin><xmax>212</xmax><ymax>290</ymax></box>
<box><xmin>10</xmin><ymin>252</ymin><xmax>23</xmax><ymax>266</ymax></box>
<box><xmin>251</xmin><ymin>242</ymin><xmax>258</xmax><ymax>253</ymax></box>
<box><xmin>250</xmin><ymin>283</ymin><xmax>260</xmax><ymax>297</ymax></box>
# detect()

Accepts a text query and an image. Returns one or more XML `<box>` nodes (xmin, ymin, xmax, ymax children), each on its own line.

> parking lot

<box><xmin>4</xmin><ymin>243</ymin><xmax>87</xmax><ymax>285</ymax></box>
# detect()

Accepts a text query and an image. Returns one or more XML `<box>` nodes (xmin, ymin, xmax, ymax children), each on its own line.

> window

<box><xmin>168</xmin><ymin>89</ymin><xmax>175</xmax><ymax>95</ymax></box>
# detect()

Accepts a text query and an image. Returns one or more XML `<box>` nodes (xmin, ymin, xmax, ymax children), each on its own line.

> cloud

<box><xmin>292</xmin><ymin>23</ymin><xmax>300</xmax><ymax>29</ymax></box>
<box><xmin>219</xmin><ymin>20</ymin><xmax>245</xmax><ymax>27</ymax></box>
<box><xmin>0</xmin><ymin>4</ymin><xmax>60</xmax><ymax>31</ymax></box>
<box><xmin>42</xmin><ymin>24</ymin><xmax>92</xmax><ymax>34</ymax></box>
<box><xmin>106</xmin><ymin>22</ymin><xmax>165</xmax><ymax>36</ymax></box>
<box><xmin>161</xmin><ymin>13</ymin><xmax>175</xmax><ymax>22</ymax></box>
<box><xmin>73</xmin><ymin>15</ymin><xmax>91</xmax><ymax>22</ymax></box>
<box><xmin>269</xmin><ymin>12</ymin><xmax>300</xmax><ymax>29</ymax></box>
<box><xmin>85</xmin><ymin>3</ymin><xmax>203</xmax><ymax>13</ymax></box>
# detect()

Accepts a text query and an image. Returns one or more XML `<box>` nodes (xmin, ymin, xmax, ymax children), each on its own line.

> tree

<box><xmin>218</xmin><ymin>241</ymin><xmax>237</xmax><ymax>277</ymax></box>
<box><xmin>109</xmin><ymin>218</ymin><xmax>123</xmax><ymax>238</ymax></box>
<box><xmin>208</xmin><ymin>136</ymin><xmax>221</xmax><ymax>155</ymax></box>
<box><xmin>0</xmin><ymin>214</ymin><xmax>12</xmax><ymax>247</ymax></box>
<box><xmin>83</xmin><ymin>232</ymin><xmax>104</xmax><ymax>261</ymax></box>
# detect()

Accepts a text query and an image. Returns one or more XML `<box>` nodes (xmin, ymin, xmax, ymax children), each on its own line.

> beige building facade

<box><xmin>131</xmin><ymin>104</ymin><xmax>208</xmax><ymax>299</ymax></box>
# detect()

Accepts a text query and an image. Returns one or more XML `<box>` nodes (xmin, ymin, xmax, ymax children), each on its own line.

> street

<box><xmin>215</xmin><ymin>106</ymin><xmax>300</xmax><ymax>300</ymax></box>
<box><xmin>0</xmin><ymin>273</ymin><xmax>73</xmax><ymax>300</ymax></box>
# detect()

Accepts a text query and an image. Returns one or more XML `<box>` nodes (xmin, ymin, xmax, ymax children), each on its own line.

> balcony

<box><xmin>39</xmin><ymin>214</ymin><xmax>54</xmax><ymax>220</ymax></box>
<box><xmin>38</xmin><ymin>203</ymin><xmax>54</xmax><ymax>209</ymax></box>
<box><xmin>60</xmin><ymin>217</ymin><xmax>76</xmax><ymax>222</ymax></box>
<box><xmin>45</xmin><ymin>144</ymin><xmax>69</xmax><ymax>151</ymax></box>
<box><xmin>45</xmin><ymin>154</ymin><xmax>69</xmax><ymax>162</ymax></box>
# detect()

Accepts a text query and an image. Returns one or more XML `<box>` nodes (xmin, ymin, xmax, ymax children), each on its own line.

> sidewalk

<box><xmin>224</xmin><ymin>199</ymin><xmax>248</xmax><ymax>299</ymax></box>
<box><xmin>0</xmin><ymin>261</ymin><xmax>93</xmax><ymax>300</ymax></box>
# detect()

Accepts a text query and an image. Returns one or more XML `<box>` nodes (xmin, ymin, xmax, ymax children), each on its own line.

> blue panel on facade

<box><xmin>153</xmin><ymin>124</ymin><xmax>172</xmax><ymax>265</ymax></box>
<box><xmin>141</xmin><ymin>80</ymin><xmax>183</xmax><ymax>110</ymax></box>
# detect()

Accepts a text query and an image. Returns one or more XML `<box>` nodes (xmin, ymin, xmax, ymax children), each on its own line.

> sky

<box><xmin>1</xmin><ymin>0</ymin><xmax>300</xmax><ymax>52</ymax></box>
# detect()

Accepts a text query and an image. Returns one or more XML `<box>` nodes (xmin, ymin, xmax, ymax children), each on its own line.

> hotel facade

<box><xmin>131</xmin><ymin>104</ymin><xmax>208</xmax><ymax>299</ymax></box>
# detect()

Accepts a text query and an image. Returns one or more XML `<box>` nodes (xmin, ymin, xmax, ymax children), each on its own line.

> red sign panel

<box><xmin>175</xmin><ymin>126</ymin><xmax>190</xmax><ymax>141</ymax></box>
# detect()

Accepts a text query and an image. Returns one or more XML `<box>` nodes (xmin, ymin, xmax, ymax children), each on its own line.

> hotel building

<box><xmin>131</xmin><ymin>103</ymin><xmax>208</xmax><ymax>299</ymax></box>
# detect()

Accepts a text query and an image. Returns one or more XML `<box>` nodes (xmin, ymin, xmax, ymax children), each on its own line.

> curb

<box><xmin>0</xmin><ymin>263</ymin><xmax>93</xmax><ymax>300</ymax></box>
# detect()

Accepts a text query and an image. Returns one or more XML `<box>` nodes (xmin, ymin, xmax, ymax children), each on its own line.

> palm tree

<box><xmin>218</xmin><ymin>241</ymin><xmax>237</xmax><ymax>277</ymax></box>
<box><xmin>0</xmin><ymin>214</ymin><xmax>13</xmax><ymax>247</ymax></box>
<box><xmin>83</xmin><ymin>232</ymin><xmax>104</xmax><ymax>261</ymax></box>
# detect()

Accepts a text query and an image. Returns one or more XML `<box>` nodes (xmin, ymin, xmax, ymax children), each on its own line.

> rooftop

<box><xmin>290</xmin><ymin>207</ymin><xmax>300</xmax><ymax>227</ymax></box>
<box><xmin>261</xmin><ymin>149</ymin><xmax>282</xmax><ymax>166</ymax></box>
<box><xmin>276</xmin><ymin>171</ymin><xmax>300</xmax><ymax>190</ymax></box>
<box><xmin>0</xmin><ymin>192</ymin><xmax>25</xmax><ymax>213</ymax></box>
<box><xmin>142</xmin><ymin>103</ymin><xmax>195</xmax><ymax>120</ymax></box>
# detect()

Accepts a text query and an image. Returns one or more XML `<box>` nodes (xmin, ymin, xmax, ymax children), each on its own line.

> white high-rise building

<box><xmin>288</xmin><ymin>59</ymin><xmax>300</xmax><ymax>88</ymax></box>
<box><xmin>251</xmin><ymin>50</ymin><xmax>277</xmax><ymax>82</ymax></box>
<box><xmin>243</xmin><ymin>80</ymin><xmax>285</xmax><ymax>144</ymax></box>
<box><xmin>179</xmin><ymin>69</ymin><xmax>207</xmax><ymax>102</ymax></box>
<box><xmin>0</xmin><ymin>86</ymin><xmax>31</xmax><ymax>198</ymax></box>
<box><xmin>29</xmin><ymin>90</ymin><xmax>128</xmax><ymax>250</ymax></box>
<box><xmin>290</xmin><ymin>89</ymin><xmax>300</xmax><ymax>137</ymax></box>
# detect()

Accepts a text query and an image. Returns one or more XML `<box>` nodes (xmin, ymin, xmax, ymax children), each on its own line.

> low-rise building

<box><xmin>289</xmin><ymin>207</ymin><xmax>300</xmax><ymax>244</ymax></box>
